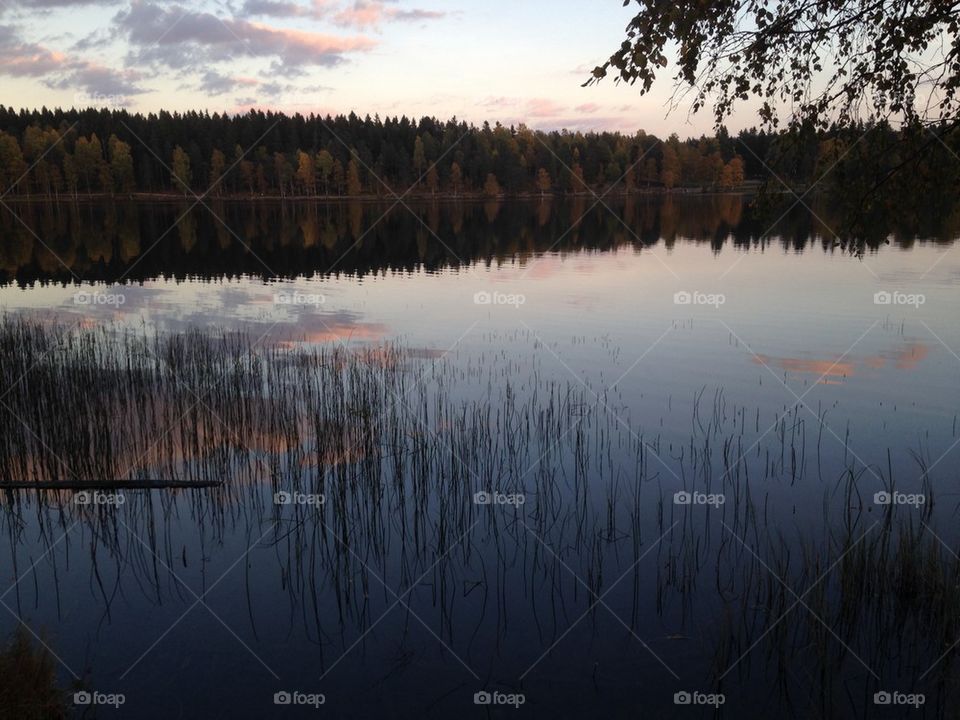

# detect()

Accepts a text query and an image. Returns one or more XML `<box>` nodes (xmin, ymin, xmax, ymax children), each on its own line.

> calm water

<box><xmin>0</xmin><ymin>197</ymin><xmax>958</xmax><ymax>718</ymax></box>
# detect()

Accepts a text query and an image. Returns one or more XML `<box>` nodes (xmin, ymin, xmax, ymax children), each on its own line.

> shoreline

<box><xmin>0</xmin><ymin>187</ymin><xmax>762</xmax><ymax>204</ymax></box>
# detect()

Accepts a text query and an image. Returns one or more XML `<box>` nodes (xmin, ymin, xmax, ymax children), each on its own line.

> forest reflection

<box><xmin>1</xmin><ymin>195</ymin><xmax>956</xmax><ymax>286</ymax></box>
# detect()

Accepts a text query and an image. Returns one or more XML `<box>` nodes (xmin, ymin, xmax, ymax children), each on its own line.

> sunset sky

<box><xmin>0</xmin><ymin>0</ymin><xmax>756</xmax><ymax>136</ymax></box>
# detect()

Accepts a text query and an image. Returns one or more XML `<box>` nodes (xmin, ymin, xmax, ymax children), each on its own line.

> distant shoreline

<box><xmin>1</xmin><ymin>186</ymin><xmax>761</xmax><ymax>204</ymax></box>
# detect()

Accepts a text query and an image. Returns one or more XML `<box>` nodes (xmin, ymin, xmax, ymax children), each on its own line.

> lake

<box><xmin>0</xmin><ymin>196</ymin><xmax>958</xmax><ymax>718</ymax></box>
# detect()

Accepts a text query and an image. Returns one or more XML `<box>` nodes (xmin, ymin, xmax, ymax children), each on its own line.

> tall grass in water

<box><xmin>0</xmin><ymin>316</ymin><xmax>957</xmax><ymax>714</ymax></box>
<box><xmin>0</xmin><ymin>317</ymin><xmax>405</xmax><ymax>488</ymax></box>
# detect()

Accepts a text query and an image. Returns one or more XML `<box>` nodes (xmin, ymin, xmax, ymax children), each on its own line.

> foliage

<box><xmin>588</xmin><ymin>1</ymin><xmax>960</xmax><ymax>130</ymax></box>
<box><xmin>0</xmin><ymin>106</ymin><xmax>747</xmax><ymax>198</ymax></box>
<box><xmin>0</xmin><ymin>107</ymin><xmax>958</xmax><ymax>235</ymax></box>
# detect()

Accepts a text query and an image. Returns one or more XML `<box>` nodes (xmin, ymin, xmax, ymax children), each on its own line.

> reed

<box><xmin>0</xmin><ymin>315</ymin><xmax>954</xmax><ymax>713</ymax></box>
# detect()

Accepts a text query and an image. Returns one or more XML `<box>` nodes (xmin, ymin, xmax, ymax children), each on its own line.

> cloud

<box><xmin>751</xmin><ymin>341</ymin><xmax>933</xmax><ymax>381</ymax></box>
<box><xmin>116</xmin><ymin>1</ymin><xmax>375</xmax><ymax>72</ymax></box>
<box><xmin>53</xmin><ymin>61</ymin><xmax>147</xmax><ymax>98</ymax></box>
<box><xmin>391</xmin><ymin>8</ymin><xmax>444</xmax><ymax>21</ymax></box>
<box><xmin>197</xmin><ymin>69</ymin><xmax>260</xmax><ymax>95</ymax></box>
<box><xmin>476</xmin><ymin>96</ymin><xmax>518</xmax><ymax>110</ymax></box>
<box><xmin>0</xmin><ymin>23</ymin><xmax>146</xmax><ymax>101</ymax></box>
<box><xmin>0</xmin><ymin>24</ymin><xmax>65</xmax><ymax>76</ymax></box>
<box><xmin>333</xmin><ymin>1</ymin><xmax>382</xmax><ymax>29</ymax></box>
<box><xmin>333</xmin><ymin>0</ymin><xmax>444</xmax><ymax>29</ymax></box>
<box><xmin>9</xmin><ymin>0</ymin><xmax>121</xmax><ymax>7</ymax></box>
<box><xmin>865</xmin><ymin>342</ymin><xmax>931</xmax><ymax>371</ymax></box>
<box><xmin>751</xmin><ymin>354</ymin><xmax>855</xmax><ymax>382</ymax></box>
<box><xmin>239</xmin><ymin>0</ymin><xmax>334</xmax><ymax>18</ymax></box>
<box><xmin>240</xmin><ymin>0</ymin><xmax>311</xmax><ymax>17</ymax></box>
<box><xmin>530</xmin><ymin>116</ymin><xmax>634</xmax><ymax>132</ymax></box>
<box><xmin>473</xmin><ymin>97</ymin><xmax>622</xmax><ymax>129</ymax></box>
<box><xmin>220</xmin><ymin>79</ymin><xmax>333</xmax><ymax>113</ymax></box>
<box><xmin>71</xmin><ymin>27</ymin><xmax>115</xmax><ymax>52</ymax></box>
<box><xmin>525</xmin><ymin>98</ymin><xmax>565</xmax><ymax>117</ymax></box>
<box><xmin>237</xmin><ymin>0</ymin><xmax>443</xmax><ymax>28</ymax></box>
<box><xmin>476</xmin><ymin>96</ymin><xmax>566</xmax><ymax>119</ymax></box>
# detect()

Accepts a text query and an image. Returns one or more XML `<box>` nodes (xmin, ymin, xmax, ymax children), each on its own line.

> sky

<box><xmin>0</xmin><ymin>0</ymin><xmax>748</xmax><ymax>136</ymax></box>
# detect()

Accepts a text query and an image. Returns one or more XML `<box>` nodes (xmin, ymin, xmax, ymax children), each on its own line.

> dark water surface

<box><xmin>0</xmin><ymin>197</ymin><xmax>958</xmax><ymax>718</ymax></box>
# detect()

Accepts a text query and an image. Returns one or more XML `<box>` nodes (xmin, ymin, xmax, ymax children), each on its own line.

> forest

<box><xmin>2</xmin><ymin>106</ymin><xmax>956</xmax><ymax>204</ymax></box>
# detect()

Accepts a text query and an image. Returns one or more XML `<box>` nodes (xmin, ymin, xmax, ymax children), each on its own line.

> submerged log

<box><xmin>0</xmin><ymin>480</ymin><xmax>223</xmax><ymax>490</ymax></box>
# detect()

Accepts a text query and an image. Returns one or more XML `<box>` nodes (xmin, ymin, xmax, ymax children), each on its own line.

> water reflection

<box><xmin>1</xmin><ymin>197</ymin><xmax>957</xmax><ymax>286</ymax></box>
<box><xmin>0</xmin><ymin>197</ymin><xmax>959</xmax><ymax>718</ymax></box>
<box><xmin>0</xmin><ymin>320</ymin><xmax>958</xmax><ymax>717</ymax></box>
<box><xmin>752</xmin><ymin>340</ymin><xmax>932</xmax><ymax>382</ymax></box>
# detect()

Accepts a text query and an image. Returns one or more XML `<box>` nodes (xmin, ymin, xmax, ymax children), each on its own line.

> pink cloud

<box><xmin>575</xmin><ymin>102</ymin><xmax>600</xmax><ymax>114</ymax></box>
<box><xmin>334</xmin><ymin>0</ymin><xmax>384</xmax><ymax>28</ymax></box>
<box><xmin>525</xmin><ymin>98</ymin><xmax>564</xmax><ymax>117</ymax></box>
<box><xmin>118</xmin><ymin>1</ymin><xmax>377</xmax><ymax>70</ymax></box>
<box><xmin>334</xmin><ymin>0</ymin><xmax>445</xmax><ymax>29</ymax></box>
<box><xmin>0</xmin><ymin>26</ymin><xmax>147</xmax><ymax>99</ymax></box>
<box><xmin>245</xmin><ymin>21</ymin><xmax>376</xmax><ymax>54</ymax></box>
<box><xmin>0</xmin><ymin>26</ymin><xmax>66</xmax><ymax>77</ymax></box>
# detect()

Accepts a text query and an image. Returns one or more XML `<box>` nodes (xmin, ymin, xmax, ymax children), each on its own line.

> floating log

<box><xmin>0</xmin><ymin>480</ymin><xmax>223</xmax><ymax>490</ymax></box>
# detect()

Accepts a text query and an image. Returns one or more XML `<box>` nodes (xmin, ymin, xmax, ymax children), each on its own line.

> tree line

<box><xmin>0</xmin><ymin>107</ymin><xmax>957</xmax><ymax>211</ymax></box>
